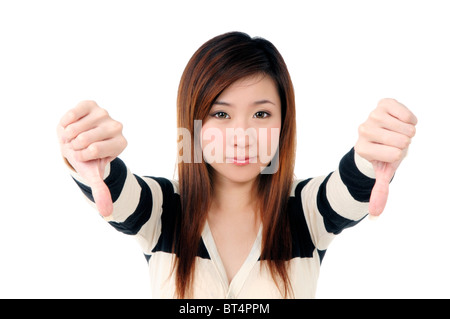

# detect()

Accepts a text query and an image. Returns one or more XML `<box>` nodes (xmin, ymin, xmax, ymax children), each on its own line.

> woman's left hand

<box><xmin>355</xmin><ymin>98</ymin><xmax>418</xmax><ymax>216</ymax></box>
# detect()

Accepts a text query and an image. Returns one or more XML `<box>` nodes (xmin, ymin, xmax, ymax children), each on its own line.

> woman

<box><xmin>57</xmin><ymin>32</ymin><xmax>417</xmax><ymax>298</ymax></box>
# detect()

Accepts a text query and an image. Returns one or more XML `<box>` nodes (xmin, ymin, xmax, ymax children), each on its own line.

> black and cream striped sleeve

<box><xmin>69</xmin><ymin>157</ymin><xmax>179</xmax><ymax>258</ymax></box>
<box><xmin>297</xmin><ymin>148</ymin><xmax>376</xmax><ymax>251</ymax></box>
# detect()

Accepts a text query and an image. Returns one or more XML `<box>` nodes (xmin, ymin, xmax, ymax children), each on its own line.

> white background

<box><xmin>1</xmin><ymin>0</ymin><xmax>449</xmax><ymax>298</ymax></box>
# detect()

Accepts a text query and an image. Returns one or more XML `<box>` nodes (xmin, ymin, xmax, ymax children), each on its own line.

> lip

<box><xmin>226</xmin><ymin>156</ymin><xmax>257</xmax><ymax>165</ymax></box>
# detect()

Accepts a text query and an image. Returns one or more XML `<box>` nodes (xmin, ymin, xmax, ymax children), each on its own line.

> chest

<box><xmin>147</xmin><ymin>239</ymin><xmax>321</xmax><ymax>299</ymax></box>
<box><xmin>208</xmin><ymin>221</ymin><xmax>260</xmax><ymax>283</ymax></box>
<box><xmin>202</xmin><ymin>216</ymin><xmax>259</xmax><ymax>283</ymax></box>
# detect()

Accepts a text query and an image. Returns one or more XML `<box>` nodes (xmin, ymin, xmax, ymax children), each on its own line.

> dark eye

<box><xmin>253</xmin><ymin>111</ymin><xmax>270</xmax><ymax>119</ymax></box>
<box><xmin>213</xmin><ymin>111</ymin><xmax>230</xmax><ymax>119</ymax></box>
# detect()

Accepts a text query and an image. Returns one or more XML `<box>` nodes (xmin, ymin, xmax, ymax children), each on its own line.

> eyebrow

<box><xmin>213</xmin><ymin>99</ymin><xmax>276</xmax><ymax>107</ymax></box>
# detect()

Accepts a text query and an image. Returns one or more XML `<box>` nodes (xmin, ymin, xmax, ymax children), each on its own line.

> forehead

<box><xmin>216</xmin><ymin>74</ymin><xmax>280</xmax><ymax>104</ymax></box>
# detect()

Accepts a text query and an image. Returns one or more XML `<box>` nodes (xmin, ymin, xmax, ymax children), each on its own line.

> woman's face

<box><xmin>201</xmin><ymin>74</ymin><xmax>282</xmax><ymax>184</ymax></box>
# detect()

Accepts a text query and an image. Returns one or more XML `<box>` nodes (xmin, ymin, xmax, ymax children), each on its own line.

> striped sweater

<box><xmin>70</xmin><ymin>147</ymin><xmax>376</xmax><ymax>298</ymax></box>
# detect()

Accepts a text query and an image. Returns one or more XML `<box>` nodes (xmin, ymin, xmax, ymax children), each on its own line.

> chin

<box><xmin>210</xmin><ymin>163</ymin><xmax>262</xmax><ymax>184</ymax></box>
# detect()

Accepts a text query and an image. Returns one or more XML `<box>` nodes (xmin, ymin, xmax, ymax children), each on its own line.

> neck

<box><xmin>210</xmin><ymin>173</ymin><xmax>259</xmax><ymax>218</ymax></box>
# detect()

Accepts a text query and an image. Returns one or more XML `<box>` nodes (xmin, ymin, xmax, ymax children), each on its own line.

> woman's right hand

<box><xmin>56</xmin><ymin>100</ymin><xmax>128</xmax><ymax>216</ymax></box>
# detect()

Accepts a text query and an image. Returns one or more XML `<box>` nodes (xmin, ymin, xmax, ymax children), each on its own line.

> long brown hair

<box><xmin>175</xmin><ymin>31</ymin><xmax>296</xmax><ymax>298</ymax></box>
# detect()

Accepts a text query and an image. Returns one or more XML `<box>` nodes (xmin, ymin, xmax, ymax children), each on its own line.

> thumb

<box><xmin>90</xmin><ymin>176</ymin><xmax>113</xmax><ymax>217</ymax></box>
<box><xmin>81</xmin><ymin>159</ymin><xmax>113</xmax><ymax>217</ymax></box>
<box><xmin>368</xmin><ymin>161</ymin><xmax>396</xmax><ymax>217</ymax></box>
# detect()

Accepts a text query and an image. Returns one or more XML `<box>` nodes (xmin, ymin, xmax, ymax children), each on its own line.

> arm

<box><xmin>57</xmin><ymin>101</ymin><xmax>173</xmax><ymax>256</ymax></box>
<box><xmin>300</xmin><ymin>148</ymin><xmax>375</xmax><ymax>250</ymax></box>
<box><xmin>301</xmin><ymin>98</ymin><xmax>417</xmax><ymax>250</ymax></box>
<box><xmin>68</xmin><ymin>156</ymin><xmax>177</xmax><ymax>257</ymax></box>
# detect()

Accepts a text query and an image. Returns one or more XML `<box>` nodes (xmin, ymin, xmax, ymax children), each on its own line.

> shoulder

<box><xmin>290</xmin><ymin>178</ymin><xmax>314</xmax><ymax>198</ymax></box>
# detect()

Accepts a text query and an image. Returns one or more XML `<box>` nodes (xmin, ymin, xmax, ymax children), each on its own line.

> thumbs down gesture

<box><xmin>355</xmin><ymin>98</ymin><xmax>418</xmax><ymax>217</ymax></box>
<box><xmin>57</xmin><ymin>101</ymin><xmax>128</xmax><ymax>217</ymax></box>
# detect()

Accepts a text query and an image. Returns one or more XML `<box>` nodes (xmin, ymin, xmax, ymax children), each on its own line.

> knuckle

<box><xmin>80</xmin><ymin>100</ymin><xmax>97</xmax><ymax>108</ymax></box>
<box><xmin>121</xmin><ymin>136</ymin><xmax>128</xmax><ymax>149</ymax></box>
<box><xmin>408</xmin><ymin>124</ymin><xmax>416</xmax><ymax>137</ymax></box>
<box><xmin>377</xmin><ymin>98</ymin><xmax>388</xmax><ymax>108</ymax></box>
<box><xmin>66</xmin><ymin>110</ymin><xmax>76</xmax><ymax>122</ymax></box>
<box><xmin>369</xmin><ymin>110</ymin><xmax>378</xmax><ymax>121</ymax></box>
<box><xmin>76</xmin><ymin>100</ymin><xmax>98</xmax><ymax>114</ymax></box>
<box><xmin>112</xmin><ymin>120</ymin><xmax>123</xmax><ymax>132</ymax></box>
<box><xmin>392</xmin><ymin>148</ymin><xmax>403</xmax><ymax>162</ymax></box>
<box><xmin>358</xmin><ymin>123</ymin><xmax>369</xmax><ymax>136</ymax></box>
<box><xmin>377</xmin><ymin>98</ymin><xmax>397</xmax><ymax>111</ymax></box>
<box><xmin>378</xmin><ymin>97</ymin><xmax>396</xmax><ymax>105</ymax></box>
<box><xmin>368</xmin><ymin>112</ymin><xmax>383</xmax><ymax>127</ymax></box>
<box><xmin>98</xmin><ymin>107</ymin><xmax>110</xmax><ymax>118</ymax></box>
<box><xmin>65</xmin><ymin>126</ymin><xmax>77</xmax><ymax>139</ymax></box>
<box><xmin>399</xmin><ymin>136</ymin><xmax>411</xmax><ymax>149</ymax></box>
<box><xmin>74</xmin><ymin>133</ymin><xmax>89</xmax><ymax>149</ymax></box>
<box><xmin>357</xmin><ymin>124</ymin><xmax>364</xmax><ymax>134</ymax></box>
<box><xmin>88</xmin><ymin>144</ymin><xmax>99</xmax><ymax>158</ymax></box>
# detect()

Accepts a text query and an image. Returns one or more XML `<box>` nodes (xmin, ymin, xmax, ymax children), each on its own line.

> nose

<box><xmin>225</xmin><ymin>121</ymin><xmax>257</xmax><ymax>157</ymax></box>
<box><xmin>225</xmin><ymin>117</ymin><xmax>256</xmax><ymax>144</ymax></box>
<box><xmin>234</xmin><ymin>128</ymin><xmax>249</xmax><ymax>148</ymax></box>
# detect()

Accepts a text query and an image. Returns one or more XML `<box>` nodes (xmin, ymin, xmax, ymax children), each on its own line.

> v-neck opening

<box><xmin>202</xmin><ymin>221</ymin><xmax>262</xmax><ymax>298</ymax></box>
